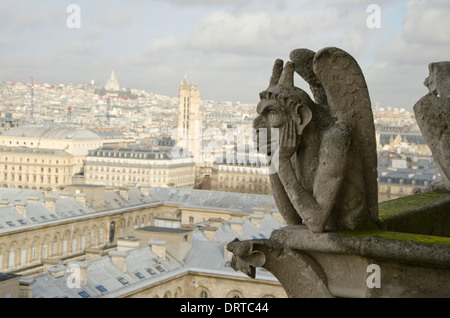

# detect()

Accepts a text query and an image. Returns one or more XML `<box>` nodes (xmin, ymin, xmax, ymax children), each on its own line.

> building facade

<box><xmin>0</xmin><ymin>126</ymin><xmax>104</xmax><ymax>174</ymax></box>
<box><xmin>83</xmin><ymin>146</ymin><xmax>196</xmax><ymax>189</ymax></box>
<box><xmin>211</xmin><ymin>162</ymin><xmax>271</xmax><ymax>195</ymax></box>
<box><xmin>0</xmin><ymin>147</ymin><xmax>75</xmax><ymax>190</ymax></box>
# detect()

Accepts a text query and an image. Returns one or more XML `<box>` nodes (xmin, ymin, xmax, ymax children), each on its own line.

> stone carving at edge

<box><xmin>226</xmin><ymin>49</ymin><xmax>450</xmax><ymax>298</ymax></box>
<box><xmin>413</xmin><ymin>61</ymin><xmax>450</xmax><ymax>193</ymax></box>
<box><xmin>253</xmin><ymin>47</ymin><xmax>379</xmax><ymax>233</ymax></box>
<box><xmin>226</xmin><ymin>46</ymin><xmax>380</xmax><ymax>292</ymax></box>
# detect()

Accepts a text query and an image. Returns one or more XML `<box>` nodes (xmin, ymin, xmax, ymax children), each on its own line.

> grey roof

<box><xmin>87</xmin><ymin>129</ymin><xmax>125</xmax><ymax>139</ymax></box>
<box><xmin>148</xmin><ymin>187</ymin><xmax>275</xmax><ymax>212</ymax></box>
<box><xmin>377</xmin><ymin>166</ymin><xmax>442</xmax><ymax>185</ymax></box>
<box><xmin>87</xmin><ymin>147</ymin><xmax>177</xmax><ymax>160</ymax></box>
<box><xmin>32</xmin><ymin>246</ymin><xmax>184</xmax><ymax>298</ymax></box>
<box><xmin>378</xmin><ymin>133</ymin><xmax>426</xmax><ymax>145</ymax></box>
<box><xmin>0</xmin><ymin>146</ymin><xmax>71</xmax><ymax>156</ymax></box>
<box><xmin>21</xmin><ymin>185</ymin><xmax>284</xmax><ymax>297</ymax></box>
<box><xmin>2</xmin><ymin>125</ymin><xmax>100</xmax><ymax>139</ymax></box>
<box><xmin>0</xmin><ymin>187</ymin><xmax>157</xmax><ymax>233</ymax></box>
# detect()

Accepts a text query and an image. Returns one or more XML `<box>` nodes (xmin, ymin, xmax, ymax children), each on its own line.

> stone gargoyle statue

<box><xmin>413</xmin><ymin>61</ymin><xmax>450</xmax><ymax>193</ymax></box>
<box><xmin>253</xmin><ymin>47</ymin><xmax>379</xmax><ymax>233</ymax></box>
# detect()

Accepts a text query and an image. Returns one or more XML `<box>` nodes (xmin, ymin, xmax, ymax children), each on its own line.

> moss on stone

<box><xmin>338</xmin><ymin>229</ymin><xmax>450</xmax><ymax>247</ymax></box>
<box><xmin>378</xmin><ymin>193</ymin><xmax>450</xmax><ymax>222</ymax></box>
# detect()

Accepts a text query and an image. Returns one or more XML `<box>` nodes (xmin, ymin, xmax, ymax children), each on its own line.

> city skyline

<box><xmin>0</xmin><ymin>0</ymin><xmax>449</xmax><ymax>110</ymax></box>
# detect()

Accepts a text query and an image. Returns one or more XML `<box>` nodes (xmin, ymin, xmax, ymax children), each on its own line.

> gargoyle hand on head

<box><xmin>254</xmin><ymin>47</ymin><xmax>379</xmax><ymax>233</ymax></box>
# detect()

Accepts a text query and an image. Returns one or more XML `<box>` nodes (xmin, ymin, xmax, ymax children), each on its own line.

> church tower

<box><xmin>105</xmin><ymin>70</ymin><xmax>120</xmax><ymax>91</ymax></box>
<box><xmin>177</xmin><ymin>74</ymin><xmax>201</xmax><ymax>160</ymax></box>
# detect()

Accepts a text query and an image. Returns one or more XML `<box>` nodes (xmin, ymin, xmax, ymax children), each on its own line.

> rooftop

<box><xmin>1</xmin><ymin>125</ymin><xmax>101</xmax><ymax>139</ymax></box>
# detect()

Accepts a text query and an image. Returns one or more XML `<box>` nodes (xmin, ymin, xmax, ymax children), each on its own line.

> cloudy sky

<box><xmin>0</xmin><ymin>0</ymin><xmax>449</xmax><ymax>110</ymax></box>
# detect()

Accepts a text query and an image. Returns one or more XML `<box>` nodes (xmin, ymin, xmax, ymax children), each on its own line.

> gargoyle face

<box><xmin>253</xmin><ymin>93</ymin><xmax>312</xmax><ymax>156</ymax></box>
<box><xmin>424</xmin><ymin>62</ymin><xmax>450</xmax><ymax>98</ymax></box>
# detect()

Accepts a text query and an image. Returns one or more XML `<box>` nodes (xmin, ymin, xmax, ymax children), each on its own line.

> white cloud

<box><xmin>403</xmin><ymin>0</ymin><xmax>450</xmax><ymax>44</ymax></box>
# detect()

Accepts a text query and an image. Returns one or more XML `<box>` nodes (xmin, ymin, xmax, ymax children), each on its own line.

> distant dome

<box><xmin>3</xmin><ymin>125</ymin><xmax>101</xmax><ymax>139</ymax></box>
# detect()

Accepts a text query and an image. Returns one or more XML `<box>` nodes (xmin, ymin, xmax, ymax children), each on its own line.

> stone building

<box><xmin>0</xmin><ymin>185</ymin><xmax>286</xmax><ymax>298</ymax></box>
<box><xmin>176</xmin><ymin>75</ymin><xmax>201</xmax><ymax>160</ymax></box>
<box><xmin>0</xmin><ymin>147</ymin><xmax>75</xmax><ymax>190</ymax></box>
<box><xmin>0</xmin><ymin>126</ymin><xmax>103</xmax><ymax>174</ymax></box>
<box><xmin>377</xmin><ymin>165</ymin><xmax>441</xmax><ymax>202</ymax></box>
<box><xmin>210</xmin><ymin>161</ymin><xmax>271</xmax><ymax>195</ymax></box>
<box><xmin>83</xmin><ymin>146</ymin><xmax>196</xmax><ymax>189</ymax></box>
<box><xmin>0</xmin><ymin>126</ymin><xmax>132</xmax><ymax>190</ymax></box>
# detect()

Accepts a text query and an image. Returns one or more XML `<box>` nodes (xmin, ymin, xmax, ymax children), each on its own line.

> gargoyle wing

<box><xmin>290</xmin><ymin>48</ymin><xmax>327</xmax><ymax>106</ymax></box>
<box><xmin>312</xmin><ymin>47</ymin><xmax>379</xmax><ymax>223</ymax></box>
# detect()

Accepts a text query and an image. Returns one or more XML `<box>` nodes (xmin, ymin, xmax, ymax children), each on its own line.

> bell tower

<box><xmin>177</xmin><ymin>74</ymin><xmax>201</xmax><ymax>159</ymax></box>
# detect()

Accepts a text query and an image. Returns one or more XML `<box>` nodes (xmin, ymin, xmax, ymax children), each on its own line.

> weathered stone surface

<box><xmin>227</xmin><ymin>50</ymin><xmax>450</xmax><ymax>298</ymax></box>
<box><xmin>414</xmin><ymin>61</ymin><xmax>450</xmax><ymax>193</ymax></box>
<box><xmin>227</xmin><ymin>223</ymin><xmax>450</xmax><ymax>297</ymax></box>
<box><xmin>253</xmin><ymin>47</ymin><xmax>378</xmax><ymax>233</ymax></box>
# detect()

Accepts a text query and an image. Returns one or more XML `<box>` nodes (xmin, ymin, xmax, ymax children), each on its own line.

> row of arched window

<box><xmin>0</xmin><ymin>211</ymin><xmax>159</xmax><ymax>271</ymax></box>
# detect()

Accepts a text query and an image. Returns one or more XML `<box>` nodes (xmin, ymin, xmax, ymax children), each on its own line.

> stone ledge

<box><xmin>269</xmin><ymin>225</ymin><xmax>450</xmax><ymax>268</ymax></box>
<box><xmin>378</xmin><ymin>193</ymin><xmax>450</xmax><ymax>237</ymax></box>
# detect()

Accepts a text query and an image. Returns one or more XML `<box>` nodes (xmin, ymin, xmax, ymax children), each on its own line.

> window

<box><xmin>118</xmin><ymin>277</ymin><xmax>129</xmax><ymax>285</ymax></box>
<box><xmin>135</xmin><ymin>272</ymin><xmax>145</xmax><ymax>279</ymax></box>
<box><xmin>78</xmin><ymin>291</ymin><xmax>91</xmax><ymax>298</ymax></box>
<box><xmin>156</xmin><ymin>265</ymin><xmax>166</xmax><ymax>273</ymax></box>
<box><xmin>146</xmin><ymin>268</ymin><xmax>156</xmax><ymax>275</ymax></box>
<box><xmin>199</xmin><ymin>291</ymin><xmax>208</xmax><ymax>298</ymax></box>
<box><xmin>96</xmin><ymin>285</ymin><xmax>107</xmax><ymax>293</ymax></box>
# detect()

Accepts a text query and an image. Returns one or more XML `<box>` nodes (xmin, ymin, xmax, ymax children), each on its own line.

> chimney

<box><xmin>250</xmin><ymin>214</ymin><xmax>263</xmax><ymax>230</ymax></box>
<box><xmin>44</xmin><ymin>197</ymin><xmax>56</xmax><ymax>212</ymax></box>
<box><xmin>18</xmin><ymin>277</ymin><xmax>35</xmax><ymax>298</ymax></box>
<box><xmin>230</xmin><ymin>212</ymin><xmax>247</xmax><ymax>221</ymax></box>
<box><xmin>42</xmin><ymin>258</ymin><xmax>62</xmax><ymax>273</ymax></box>
<box><xmin>59</xmin><ymin>192</ymin><xmax>71</xmax><ymax>199</ymax></box>
<box><xmin>203</xmin><ymin>226</ymin><xmax>217</xmax><ymax>241</ymax></box>
<box><xmin>44</xmin><ymin>187</ymin><xmax>53</xmax><ymax>197</ymax></box>
<box><xmin>27</xmin><ymin>196</ymin><xmax>40</xmax><ymax>203</ymax></box>
<box><xmin>149</xmin><ymin>240</ymin><xmax>166</xmax><ymax>260</ymax></box>
<box><xmin>48</xmin><ymin>264</ymin><xmax>65</xmax><ymax>278</ymax></box>
<box><xmin>119</xmin><ymin>188</ymin><xmax>129</xmax><ymax>200</ymax></box>
<box><xmin>109</xmin><ymin>250</ymin><xmax>128</xmax><ymax>272</ymax></box>
<box><xmin>252</xmin><ymin>207</ymin><xmax>265</xmax><ymax>216</ymax></box>
<box><xmin>116</xmin><ymin>237</ymin><xmax>140</xmax><ymax>252</ymax></box>
<box><xmin>229</xmin><ymin>219</ymin><xmax>244</xmax><ymax>236</ymax></box>
<box><xmin>14</xmin><ymin>202</ymin><xmax>27</xmax><ymax>218</ymax></box>
<box><xmin>209</xmin><ymin>218</ymin><xmax>223</xmax><ymax>228</ymax></box>
<box><xmin>84</xmin><ymin>247</ymin><xmax>106</xmax><ymax>261</ymax></box>
<box><xmin>138</xmin><ymin>184</ymin><xmax>149</xmax><ymax>194</ymax></box>
<box><xmin>75</xmin><ymin>193</ymin><xmax>86</xmax><ymax>207</ymax></box>
<box><xmin>66</xmin><ymin>261</ymin><xmax>88</xmax><ymax>287</ymax></box>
